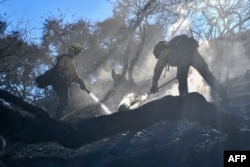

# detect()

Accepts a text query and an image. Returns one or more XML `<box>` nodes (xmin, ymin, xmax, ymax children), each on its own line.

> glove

<box><xmin>80</xmin><ymin>82</ymin><xmax>86</xmax><ymax>91</ymax></box>
<box><xmin>78</xmin><ymin>79</ymin><xmax>86</xmax><ymax>90</ymax></box>
<box><xmin>150</xmin><ymin>85</ymin><xmax>159</xmax><ymax>94</ymax></box>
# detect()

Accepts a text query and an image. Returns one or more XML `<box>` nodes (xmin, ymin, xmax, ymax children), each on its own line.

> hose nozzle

<box><xmin>85</xmin><ymin>88</ymin><xmax>90</xmax><ymax>94</ymax></box>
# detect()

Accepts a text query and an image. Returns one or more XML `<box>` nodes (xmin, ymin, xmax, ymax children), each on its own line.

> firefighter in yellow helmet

<box><xmin>52</xmin><ymin>43</ymin><xmax>89</xmax><ymax>119</ymax></box>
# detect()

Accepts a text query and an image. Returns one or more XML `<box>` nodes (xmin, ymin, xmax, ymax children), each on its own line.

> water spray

<box><xmin>88</xmin><ymin>92</ymin><xmax>112</xmax><ymax>115</ymax></box>
<box><xmin>83</xmin><ymin>88</ymin><xmax>112</xmax><ymax>114</ymax></box>
<box><xmin>61</xmin><ymin>89</ymin><xmax>112</xmax><ymax>120</ymax></box>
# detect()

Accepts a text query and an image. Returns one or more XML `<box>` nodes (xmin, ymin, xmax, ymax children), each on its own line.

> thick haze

<box><xmin>1</xmin><ymin>0</ymin><xmax>249</xmax><ymax>114</ymax></box>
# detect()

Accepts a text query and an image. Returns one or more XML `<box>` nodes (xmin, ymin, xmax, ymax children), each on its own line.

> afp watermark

<box><xmin>224</xmin><ymin>151</ymin><xmax>250</xmax><ymax>167</ymax></box>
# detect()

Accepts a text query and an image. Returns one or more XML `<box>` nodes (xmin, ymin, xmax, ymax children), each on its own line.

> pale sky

<box><xmin>1</xmin><ymin>0</ymin><xmax>113</xmax><ymax>39</ymax></box>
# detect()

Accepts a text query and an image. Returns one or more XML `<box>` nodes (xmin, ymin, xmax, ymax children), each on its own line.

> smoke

<box><xmin>133</xmin><ymin>51</ymin><xmax>156</xmax><ymax>82</ymax></box>
<box><xmin>199</xmin><ymin>34</ymin><xmax>250</xmax><ymax>81</ymax></box>
<box><xmin>118</xmin><ymin>92</ymin><xmax>148</xmax><ymax>110</ymax></box>
<box><xmin>187</xmin><ymin>67</ymin><xmax>211</xmax><ymax>100</ymax></box>
<box><xmin>69</xmin><ymin>0</ymin><xmax>250</xmax><ymax>113</ymax></box>
<box><xmin>167</xmin><ymin>19</ymin><xmax>191</xmax><ymax>37</ymax></box>
<box><xmin>72</xmin><ymin>30</ymin><xmax>250</xmax><ymax>115</ymax></box>
<box><xmin>166</xmin><ymin>1</ymin><xmax>195</xmax><ymax>38</ymax></box>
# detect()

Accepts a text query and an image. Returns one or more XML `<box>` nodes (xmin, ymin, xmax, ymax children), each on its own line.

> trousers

<box><xmin>176</xmin><ymin>50</ymin><xmax>227</xmax><ymax>99</ymax></box>
<box><xmin>52</xmin><ymin>72</ymin><xmax>69</xmax><ymax>119</ymax></box>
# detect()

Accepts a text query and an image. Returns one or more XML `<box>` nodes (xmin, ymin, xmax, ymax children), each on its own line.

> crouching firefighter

<box><xmin>150</xmin><ymin>34</ymin><xmax>228</xmax><ymax>99</ymax></box>
<box><xmin>36</xmin><ymin>43</ymin><xmax>90</xmax><ymax>120</ymax></box>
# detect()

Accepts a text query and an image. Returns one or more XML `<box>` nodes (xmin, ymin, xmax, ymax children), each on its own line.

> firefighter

<box><xmin>150</xmin><ymin>35</ymin><xmax>228</xmax><ymax>99</ymax></box>
<box><xmin>52</xmin><ymin>43</ymin><xmax>89</xmax><ymax>119</ymax></box>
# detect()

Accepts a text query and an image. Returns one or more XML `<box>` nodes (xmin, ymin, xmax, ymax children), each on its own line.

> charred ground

<box><xmin>1</xmin><ymin>73</ymin><xmax>250</xmax><ymax>167</ymax></box>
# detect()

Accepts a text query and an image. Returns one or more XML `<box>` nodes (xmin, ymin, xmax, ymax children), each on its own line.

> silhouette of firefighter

<box><xmin>150</xmin><ymin>34</ymin><xmax>227</xmax><ymax>99</ymax></box>
<box><xmin>36</xmin><ymin>43</ymin><xmax>90</xmax><ymax>119</ymax></box>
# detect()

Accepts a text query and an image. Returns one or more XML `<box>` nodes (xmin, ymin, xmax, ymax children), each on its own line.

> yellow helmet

<box><xmin>69</xmin><ymin>43</ymin><xmax>82</xmax><ymax>55</ymax></box>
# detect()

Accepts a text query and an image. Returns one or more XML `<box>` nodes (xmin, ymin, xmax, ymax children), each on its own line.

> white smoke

<box><xmin>167</xmin><ymin>19</ymin><xmax>191</xmax><ymax>37</ymax></box>
<box><xmin>188</xmin><ymin>67</ymin><xmax>211</xmax><ymax>101</ymax></box>
<box><xmin>133</xmin><ymin>51</ymin><xmax>156</xmax><ymax>82</ymax></box>
<box><xmin>118</xmin><ymin>92</ymin><xmax>148</xmax><ymax>110</ymax></box>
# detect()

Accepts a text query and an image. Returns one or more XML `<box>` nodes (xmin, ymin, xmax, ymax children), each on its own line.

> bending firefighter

<box><xmin>150</xmin><ymin>35</ymin><xmax>227</xmax><ymax>99</ymax></box>
<box><xmin>53</xmin><ymin>43</ymin><xmax>90</xmax><ymax>119</ymax></box>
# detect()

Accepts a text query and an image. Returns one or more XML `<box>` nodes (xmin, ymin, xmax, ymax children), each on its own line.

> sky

<box><xmin>1</xmin><ymin>0</ymin><xmax>113</xmax><ymax>39</ymax></box>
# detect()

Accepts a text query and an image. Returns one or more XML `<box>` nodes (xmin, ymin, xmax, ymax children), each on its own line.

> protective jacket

<box><xmin>55</xmin><ymin>54</ymin><xmax>82</xmax><ymax>83</ymax></box>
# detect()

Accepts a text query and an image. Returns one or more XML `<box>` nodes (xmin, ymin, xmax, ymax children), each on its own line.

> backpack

<box><xmin>35</xmin><ymin>68</ymin><xmax>55</xmax><ymax>89</ymax></box>
<box><xmin>168</xmin><ymin>34</ymin><xmax>199</xmax><ymax>50</ymax></box>
<box><xmin>153</xmin><ymin>35</ymin><xmax>199</xmax><ymax>59</ymax></box>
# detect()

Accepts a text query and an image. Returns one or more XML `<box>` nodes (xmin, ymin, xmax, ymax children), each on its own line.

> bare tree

<box><xmin>0</xmin><ymin>19</ymin><xmax>50</xmax><ymax>100</ymax></box>
<box><xmin>198</xmin><ymin>0</ymin><xmax>250</xmax><ymax>39</ymax></box>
